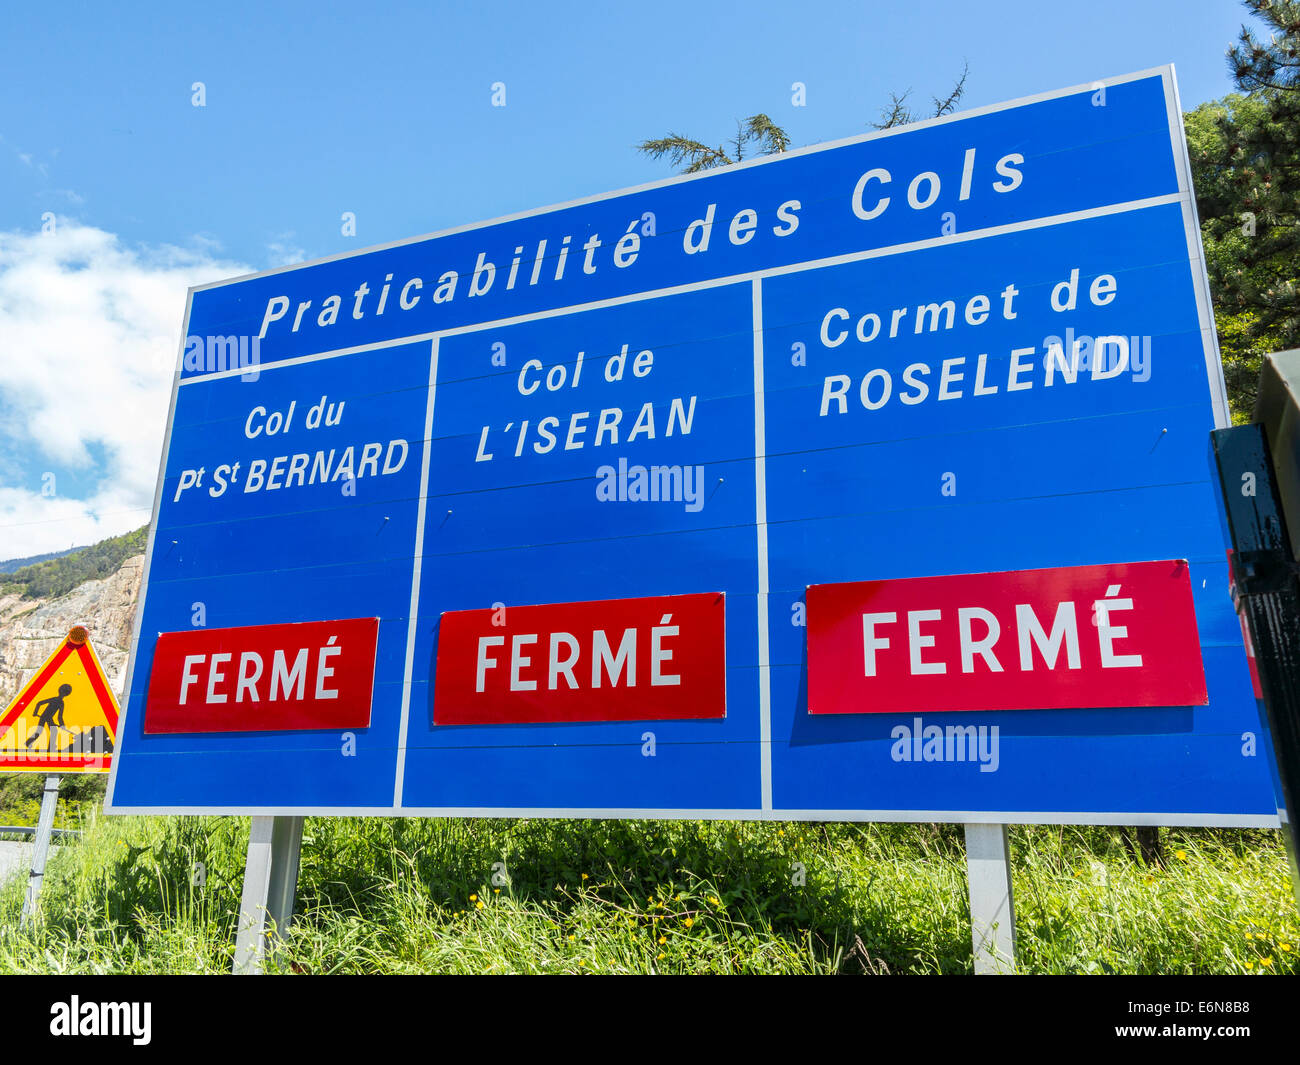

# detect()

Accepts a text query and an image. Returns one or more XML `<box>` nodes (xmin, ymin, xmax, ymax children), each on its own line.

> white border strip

<box><xmin>98</xmin><ymin>801</ymin><xmax>1278</xmax><ymax>827</ymax></box>
<box><xmin>752</xmin><ymin>278</ymin><xmax>773</xmax><ymax>813</ymax></box>
<box><xmin>391</xmin><ymin>338</ymin><xmax>439</xmax><ymax>806</ymax></box>
<box><xmin>1163</xmin><ymin>65</ymin><xmax>1233</xmax><ymax>429</ymax></box>
<box><xmin>104</xmin><ymin>289</ymin><xmax>192</xmax><ymax>811</ymax></box>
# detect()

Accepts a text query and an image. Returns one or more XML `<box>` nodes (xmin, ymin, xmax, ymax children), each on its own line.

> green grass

<box><xmin>0</xmin><ymin>811</ymin><xmax>1296</xmax><ymax>974</ymax></box>
<box><xmin>0</xmin><ymin>774</ymin><xmax>105</xmax><ymax>831</ymax></box>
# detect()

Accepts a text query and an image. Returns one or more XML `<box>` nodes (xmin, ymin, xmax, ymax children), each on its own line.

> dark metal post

<box><xmin>1211</xmin><ymin>422</ymin><xmax>1300</xmax><ymax>900</ymax></box>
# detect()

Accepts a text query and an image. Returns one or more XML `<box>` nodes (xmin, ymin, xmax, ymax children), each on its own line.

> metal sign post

<box><xmin>965</xmin><ymin>823</ymin><xmax>1016</xmax><ymax>974</ymax></box>
<box><xmin>20</xmin><ymin>774</ymin><xmax>60</xmax><ymax>928</ymax></box>
<box><xmin>232</xmin><ymin>815</ymin><xmax>304</xmax><ymax>974</ymax></box>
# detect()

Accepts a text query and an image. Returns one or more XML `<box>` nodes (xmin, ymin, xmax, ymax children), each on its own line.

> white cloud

<box><xmin>0</xmin><ymin>222</ymin><xmax>250</xmax><ymax>559</ymax></box>
<box><xmin>265</xmin><ymin>233</ymin><xmax>307</xmax><ymax>268</ymax></box>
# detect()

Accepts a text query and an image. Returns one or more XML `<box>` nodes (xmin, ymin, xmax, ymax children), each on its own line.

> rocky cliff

<box><xmin>0</xmin><ymin>555</ymin><xmax>144</xmax><ymax>708</ymax></box>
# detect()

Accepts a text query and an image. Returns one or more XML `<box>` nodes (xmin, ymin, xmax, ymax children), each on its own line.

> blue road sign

<box><xmin>106</xmin><ymin>67</ymin><xmax>1277</xmax><ymax>824</ymax></box>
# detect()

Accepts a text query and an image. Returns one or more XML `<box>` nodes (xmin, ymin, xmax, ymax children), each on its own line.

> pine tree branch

<box><xmin>741</xmin><ymin>114</ymin><xmax>791</xmax><ymax>156</ymax></box>
<box><xmin>636</xmin><ymin>135</ymin><xmax>733</xmax><ymax>173</ymax></box>
<box><xmin>872</xmin><ymin>90</ymin><xmax>913</xmax><ymax>130</ymax></box>
<box><xmin>931</xmin><ymin>61</ymin><xmax>970</xmax><ymax>118</ymax></box>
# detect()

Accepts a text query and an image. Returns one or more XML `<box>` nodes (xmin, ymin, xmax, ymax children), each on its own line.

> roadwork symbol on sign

<box><xmin>0</xmin><ymin>626</ymin><xmax>119</xmax><ymax>773</ymax></box>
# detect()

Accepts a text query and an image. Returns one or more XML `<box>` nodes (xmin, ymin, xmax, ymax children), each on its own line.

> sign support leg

<box><xmin>1211</xmin><ymin>422</ymin><xmax>1300</xmax><ymax>902</ymax></box>
<box><xmin>232</xmin><ymin>815</ymin><xmax>303</xmax><ymax>974</ymax></box>
<box><xmin>20</xmin><ymin>774</ymin><xmax>60</xmax><ymax>929</ymax></box>
<box><xmin>965</xmin><ymin>822</ymin><xmax>1016</xmax><ymax>974</ymax></box>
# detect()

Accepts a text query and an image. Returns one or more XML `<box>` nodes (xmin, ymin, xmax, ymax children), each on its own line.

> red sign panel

<box><xmin>807</xmin><ymin>560</ymin><xmax>1207</xmax><ymax>714</ymax></box>
<box><xmin>144</xmin><ymin>617</ymin><xmax>379</xmax><ymax>734</ymax></box>
<box><xmin>434</xmin><ymin>592</ymin><xmax>726</xmax><ymax>725</ymax></box>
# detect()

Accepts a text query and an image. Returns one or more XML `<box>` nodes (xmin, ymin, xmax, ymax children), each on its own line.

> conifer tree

<box><xmin>638</xmin><ymin>66</ymin><xmax>968</xmax><ymax>173</ymax></box>
<box><xmin>1203</xmin><ymin>1</ymin><xmax>1300</xmax><ymax>356</ymax></box>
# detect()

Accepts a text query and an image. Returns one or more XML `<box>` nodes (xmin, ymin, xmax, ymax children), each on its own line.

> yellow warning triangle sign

<box><xmin>0</xmin><ymin>626</ymin><xmax>119</xmax><ymax>773</ymax></box>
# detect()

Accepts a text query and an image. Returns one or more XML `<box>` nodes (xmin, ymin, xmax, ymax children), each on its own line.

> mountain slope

<box><xmin>0</xmin><ymin>545</ymin><xmax>82</xmax><ymax>575</ymax></box>
<box><xmin>0</xmin><ymin>527</ymin><xmax>148</xmax><ymax>601</ymax></box>
<box><xmin>0</xmin><ymin>546</ymin><xmax>145</xmax><ymax>709</ymax></box>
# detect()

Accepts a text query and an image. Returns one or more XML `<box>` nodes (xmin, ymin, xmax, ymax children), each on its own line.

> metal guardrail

<box><xmin>0</xmin><ymin>825</ymin><xmax>80</xmax><ymax>840</ymax></box>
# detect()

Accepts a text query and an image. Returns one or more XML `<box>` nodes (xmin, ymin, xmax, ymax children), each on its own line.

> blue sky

<box><xmin>0</xmin><ymin>0</ymin><xmax>1260</xmax><ymax>557</ymax></box>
